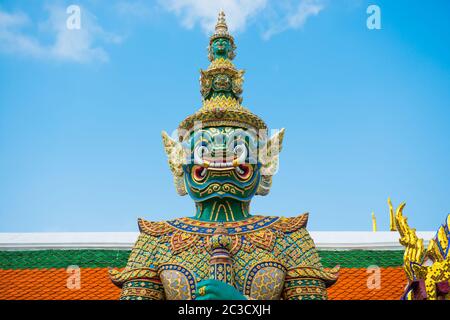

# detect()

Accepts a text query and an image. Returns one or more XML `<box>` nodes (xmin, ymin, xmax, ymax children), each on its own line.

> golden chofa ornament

<box><xmin>391</xmin><ymin>200</ymin><xmax>450</xmax><ymax>300</ymax></box>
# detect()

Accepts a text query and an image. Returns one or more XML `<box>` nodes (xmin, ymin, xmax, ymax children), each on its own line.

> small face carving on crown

<box><xmin>213</xmin><ymin>74</ymin><xmax>232</xmax><ymax>92</ymax></box>
<box><xmin>209</xmin><ymin>38</ymin><xmax>236</xmax><ymax>61</ymax></box>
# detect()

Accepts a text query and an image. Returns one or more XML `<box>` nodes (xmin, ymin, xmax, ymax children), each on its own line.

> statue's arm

<box><xmin>119</xmin><ymin>278</ymin><xmax>164</xmax><ymax>300</ymax></box>
<box><xmin>281</xmin><ymin>227</ymin><xmax>338</xmax><ymax>300</ymax></box>
<box><xmin>283</xmin><ymin>273</ymin><xmax>328</xmax><ymax>300</ymax></box>
<box><xmin>109</xmin><ymin>232</ymin><xmax>165</xmax><ymax>300</ymax></box>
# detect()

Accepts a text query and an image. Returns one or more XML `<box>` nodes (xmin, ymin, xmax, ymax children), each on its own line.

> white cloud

<box><xmin>0</xmin><ymin>0</ymin><xmax>324</xmax><ymax>63</ymax></box>
<box><xmin>0</xmin><ymin>10</ymin><xmax>46</xmax><ymax>57</ymax></box>
<box><xmin>160</xmin><ymin>0</ymin><xmax>267</xmax><ymax>33</ymax></box>
<box><xmin>262</xmin><ymin>0</ymin><xmax>324</xmax><ymax>40</ymax></box>
<box><xmin>0</xmin><ymin>5</ymin><xmax>122</xmax><ymax>63</ymax></box>
<box><xmin>159</xmin><ymin>0</ymin><xmax>324</xmax><ymax>38</ymax></box>
<box><xmin>115</xmin><ymin>1</ymin><xmax>155</xmax><ymax>19</ymax></box>
<box><xmin>0</xmin><ymin>10</ymin><xmax>29</xmax><ymax>28</ymax></box>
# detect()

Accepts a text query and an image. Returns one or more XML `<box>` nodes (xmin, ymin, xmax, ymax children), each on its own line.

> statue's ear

<box><xmin>256</xmin><ymin>129</ymin><xmax>285</xmax><ymax>196</ymax></box>
<box><xmin>267</xmin><ymin>128</ymin><xmax>285</xmax><ymax>156</ymax></box>
<box><xmin>258</xmin><ymin>128</ymin><xmax>285</xmax><ymax>166</ymax></box>
<box><xmin>161</xmin><ymin>131</ymin><xmax>187</xmax><ymax>196</ymax></box>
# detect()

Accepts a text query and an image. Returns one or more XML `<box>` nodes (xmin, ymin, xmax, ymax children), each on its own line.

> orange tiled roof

<box><xmin>328</xmin><ymin>267</ymin><xmax>407</xmax><ymax>300</ymax></box>
<box><xmin>0</xmin><ymin>268</ymin><xmax>120</xmax><ymax>300</ymax></box>
<box><xmin>0</xmin><ymin>267</ymin><xmax>407</xmax><ymax>300</ymax></box>
<box><xmin>0</xmin><ymin>249</ymin><xmax>408</xmax><ymax>300</ymax></box>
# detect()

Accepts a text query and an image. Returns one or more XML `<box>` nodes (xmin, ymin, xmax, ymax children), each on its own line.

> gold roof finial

<box><xmin>388</xmin><ymin>197</ymin><xmax>398</xmax><ymax>231</ymax></box>
<box><xmin>372</xmin><ymin>211</ymin><xmax>377</xmax><ymax>232</ymax></box>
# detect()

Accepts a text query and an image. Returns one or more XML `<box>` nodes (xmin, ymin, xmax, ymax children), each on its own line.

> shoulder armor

<box><xmin>286</xmin><ymin>265</ymin><xmax>340</xmax><ymax>287</ymax></box>
<box><xmin>109</xmin><ymin>268</ymin><xmax>159</xmax><ymax>287</ymax></box>
<box><xmin>138</xmin><ymin>218</ymin><xmax>174</xmax><ymax>236</ymax></box>
<box><xmin>272</xmin><ymin>213</ymin><xmax>309</xmax><ymax>233</ymax></box>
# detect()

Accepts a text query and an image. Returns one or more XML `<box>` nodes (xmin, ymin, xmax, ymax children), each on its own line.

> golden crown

<box><xmin>209</xmin><ymin>10</ymin><xmax>235</xmax><ymax>46</ymax></box>
<box><xmin>177</xmin><ymin>11</ymin><xmax>267</xmax><ymax>141</ymax></box>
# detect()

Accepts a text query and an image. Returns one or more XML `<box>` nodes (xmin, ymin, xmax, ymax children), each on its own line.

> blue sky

<box><xmin>0</xmin><ymin>0</ymin><xmax>449</xmax><ymax>232</ymax></box>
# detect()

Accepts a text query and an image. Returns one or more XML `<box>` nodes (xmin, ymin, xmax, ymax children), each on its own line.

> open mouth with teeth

<box><xmin>192</xmin><ymin>162</ymin><xmax>253</xmax><ymax>182</ymax></box>
<box><xmin>191</xmin><ymin>141</ymin><xmax>254</xmax><ymax>182</ymax></box>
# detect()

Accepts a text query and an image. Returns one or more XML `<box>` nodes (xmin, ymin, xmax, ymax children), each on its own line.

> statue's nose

<box><xmin>211</xmin><ymin>146</ymin><xmax>230</xmax><ymax>161</ymax></box>
<box><xmin>211</xmin><ymin>146</ymin><xmax>225</xmax><ymax>155</ymax></box>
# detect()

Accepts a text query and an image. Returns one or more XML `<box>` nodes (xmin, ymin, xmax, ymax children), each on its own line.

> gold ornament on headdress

<box><xmin>209</xmin><ymin>10</ymin><xmax>235</xmax><ymax>54</ymax></box>
<box><xmin>177</xmin><ymin>10</ymin><xmax>267</xmax><ymax>142</ymax></box>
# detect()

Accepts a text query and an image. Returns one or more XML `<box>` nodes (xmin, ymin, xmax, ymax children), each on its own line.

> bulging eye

<box><xmin>232</xmin><ymin>143</ymin><xmax>248</xmax><ymax>164</ymax></box>
<box><xmin>197</xmin><ymin>146</ymin><xmax>209</xmax><ymax>157</ymax></box>
<box><xmin>194</xmin><ymin>145</ymin><xmax>210</xmax><ymax>165</ymax></box>
<box><xmin>233</xmin><ymin>144</ymin><xmax>245</xmax><ymax>156</ymax></box>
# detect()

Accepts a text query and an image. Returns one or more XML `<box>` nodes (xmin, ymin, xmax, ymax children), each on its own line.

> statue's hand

<box><xmin>195</xmin><ymin>279</ymin><xmax>247</xmax><ymax>300</ymax></box>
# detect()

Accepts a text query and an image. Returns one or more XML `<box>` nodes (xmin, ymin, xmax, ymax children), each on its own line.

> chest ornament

<box><xmin>159</xmin><ymin>264</ymin><xmax>197</xmax><ymax>300</ymax></box>
<box><xmin>245</xmin><ymin>228</ymin><xmax>276</xmax><ymax>251</ymax></box>
<box><xmin>244</xmin><ymin>261</ymin><xmax>286</xmax><ymax>300</ymax></box>
<box><xmin>166</xmin><ymin>215</ymin><xmax>280</xmax><ymax>235</ymax></box>
<box><xmin>170</xmin><ymin>231</ymin><xmax>200</xmax><ymax>254</ymax></box>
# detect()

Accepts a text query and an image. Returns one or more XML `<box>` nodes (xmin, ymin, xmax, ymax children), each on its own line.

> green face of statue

<box><xmin>183</xmin><ymin>127</ymin><xmax>261</xmax><ymax>202</ymax></box>
<box><xmin>211</xmin><ymin>38</ymin><xmax>233</xmax><ymax>59</ymax></box>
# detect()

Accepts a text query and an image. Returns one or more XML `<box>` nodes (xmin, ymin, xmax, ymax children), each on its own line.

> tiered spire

<box><xmin>215</xmin><ymin>11</ymin><xmax>228</xmax><ymax>34</ymax></box>
<box><xmin>201</xmin><ymin>10</ymin><xmax>242</xmax><ymax>103</ymax></box>
<box><xmin>177</xmin><ymin>11</ymin><xmax>267</xmax><ymax>141</ymax></box>
<box><xmin>210</xmin><ymin>11</ymin><xmax>233</xmax><ymax>44</ymax></box>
